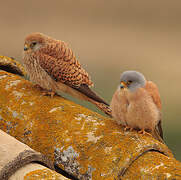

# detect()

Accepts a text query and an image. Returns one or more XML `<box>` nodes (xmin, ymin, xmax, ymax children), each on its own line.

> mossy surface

<box><xmin>0</xmin><ymin>57</ymin><xmax>180</xmax><ymax>179</ymax></box>
<box><xmin>24</xmin><ymin>168</ymin><xmax>68</xmax><ymax>180</ymax></box>
<box><xmin>123</xmin><ymin>151</ymin><xmax>181</xmax><ymax>180</ymax></box>
<box><xmin>0</xmin><ymin>56</ymin><xmax>26</xmax><ymax>77</ymax></box>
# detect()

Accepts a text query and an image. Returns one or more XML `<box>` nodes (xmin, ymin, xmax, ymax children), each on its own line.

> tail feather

<box><xmin>56</xmin><ymin>82</ymin><xmax>112</xmax><ymax>117</ymax></box>
<box><xmin>157</xmin><ymin>120</ymin><xmax>163</xmax><ymax>139</ymax></box>
<box><xmin>152</xmin><ymin>128</ymin><xmax>165</xmax><ymax>144</ymax></box>
<box><xmin>73</xmin><ymin>84</ymin><xmax>109</xmax><ymax>106</ymax></box>
<box><xmin>87</xmin><ymin>98</ymin><xmax>112</xmax><ymax>117</ymax></box>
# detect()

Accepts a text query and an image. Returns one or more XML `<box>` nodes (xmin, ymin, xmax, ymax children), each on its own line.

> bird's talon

<box><xmin>50</xmin><ymin>92</ymin><xmax>55</xmax><ymax>98</ymax></box>
<box><xmin>42</xmin><ymin>91</ymin><xmax>55</xmax><ymax>98</ymax></box>
<box><xmin>124</xmin><ymin>126</ymin><xmax>129</xmax><ymax>131</ymax></box>
<box><xmin>124</xmin><ymin>126</ymin><xmax>133</xmax><ymax>131</ymax></box>
<box><xmin>34</xmin><ymin>84</ymin><xmax>43</xmax><ymax>90</ymax></box>
<box><xmin>145</xmin><ymin>131</ymin><xmax>152</xmax><ymax>136</ymax></box>
<box><xmin>129</xmin><ymin>128</ymin><xmax>133</xmax><ymax>131</ymax></box>
<box><xmin>138</xmin><ymin>129</ymin><xmax>144</xmax><ymax>134</ymax></box>
<box><xmin>138</xmin><ymin>129</ymin><xmax>151</xmax><ymax>136</ymax></box>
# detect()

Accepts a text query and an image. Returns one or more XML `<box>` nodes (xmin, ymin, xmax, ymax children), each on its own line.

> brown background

<box><xmin>0</xmin><ymin>0</ymin><xmax>181</xmax><ymax>160</ymax></box>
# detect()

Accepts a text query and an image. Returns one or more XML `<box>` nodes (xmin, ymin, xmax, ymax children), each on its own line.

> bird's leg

<box><xmin>129</xmin><ymin>127</ymin><xmax>133</xmax><ymax>131</ymax></box>
<box><xmin>42</xmin><ymin>90</ymin><xmax>56</xmax><ymax>98</ymax></box>
<box><xmin>124</xmin><ymin>126</ymin><xmax>133</xmax><ymax>132</ymax></box>
<box><xmin>34</xmin><ymin>84</ymin><xmax>43</xmax><ymax>90</ymax></box>
<box><xmin>33</xmin><ymin>84</ymin><xmax>56</xmax><ymax>98</ymax></box>
<box><xmin>138</xmin><ymin>129</ymin><xmax>151</xmax><ymax>136</ymax></box>
<box><xmin>124</xmin><ymin>126</ymin><xmax>129</xmax><ymax>131</ymax></box>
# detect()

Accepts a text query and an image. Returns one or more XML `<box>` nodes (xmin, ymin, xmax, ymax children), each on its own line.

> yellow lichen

<box><xmin>123</xmin><ymin>151</ymin><xmax>181</xmax><ymax>179</ymax></box>
<box><xmin>0</xmin><ymin>56</ymin><xmax>26</xmax><ymax>77</ymax></box>
<box><xmin>24</xmin><ymin>169</ymin><xmax>67</xmax><ymax>180</ymax></box>
<box><xmin>0</xmin><ymin>57</ymin><xmax>180</xmax><ymax>179</ymax></box>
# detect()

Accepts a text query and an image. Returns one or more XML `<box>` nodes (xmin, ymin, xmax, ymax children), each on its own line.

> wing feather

<box><xmin>34</xmin><ymin>42</ymin><xmax>109</xmax><ymax>106</ymax></box>
<box><xmin>37</xmin><ymin>41</ymin><xmax>93</xmax><ymax>88</ymax></box>
<box><xmin>145</xmin><ymin>81</ymin><xmax>163</xmax><ymax>139</ymax></box>
<box><xmin>145</xmin><ymin>81</ymin><xmax>161</xmax><ymax>110</ymax></box>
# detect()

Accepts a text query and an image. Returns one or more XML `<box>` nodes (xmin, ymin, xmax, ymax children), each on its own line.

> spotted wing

<box><xmin>38</xmin><ymin>41</ymin><xmax>93</xmax><ymax>87</ymax></box>
<box><xmin>37</xmin><ymin>41</ymin><xmax>109</xmax><ymax>105</ymax></box>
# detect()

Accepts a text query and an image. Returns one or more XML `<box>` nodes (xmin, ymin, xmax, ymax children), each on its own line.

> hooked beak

<box><xmin>120</xmin><ymin>81</ymin><xmax>127</xmax><ymax>89</ymax></box>
<box><xmin>24</xmin><ymin>44</ymin><xmax>29</xmax><ymax>51</ymax></box>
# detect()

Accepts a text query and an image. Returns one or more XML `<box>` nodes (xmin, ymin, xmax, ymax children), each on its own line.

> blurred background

<box><xmin>0</xmin><ymin>0</ymin><xmax>181</xmax><ymax>160</ymax></box>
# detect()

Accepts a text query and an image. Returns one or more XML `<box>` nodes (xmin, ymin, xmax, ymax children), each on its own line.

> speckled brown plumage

<box><xmin>22</xmin><ymin>32</ymin><xmax>111</xmax><ymax>116</ymax></box>
<box><xmin>25</xmin><ymin>33</ymin><xmax>92</xmax><ymax>87</ymax></box>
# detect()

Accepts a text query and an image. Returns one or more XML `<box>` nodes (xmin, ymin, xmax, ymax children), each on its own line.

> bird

<box><xmin>110</xmin><ymin>71</ymin><xmax>164</xmax><ymax>143</ymax></box>
<box><xmin>22</xmin><ymin>32</ymin><xmax>111</xmax><ymax>117</ymax></box>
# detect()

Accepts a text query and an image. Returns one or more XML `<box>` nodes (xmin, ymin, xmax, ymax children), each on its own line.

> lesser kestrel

<box><xmin>22</xmin><ymin>32</ymin><xmax>111</xmax><ymax>116</ymax></box>
<box><xmin>110</xmin><ymin>71</ymin><xmax>164</xmax><ymax>143</ymax></box>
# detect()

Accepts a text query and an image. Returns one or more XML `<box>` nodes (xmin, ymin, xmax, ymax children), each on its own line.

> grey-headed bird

<box><xmin>110</xmin><ymin>71</ymin><xmax>164</xmax><ymax>143</ymax></box>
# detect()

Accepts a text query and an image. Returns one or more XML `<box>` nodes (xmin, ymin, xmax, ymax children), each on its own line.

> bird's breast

<box><xmin>126</xmin><ymin>89</ymin><xmax>160</xmax><ymax>130</ymax></box>
<box><xmin>23</xmin><ymin>54</ymin><xmax>57</xmax><ymax>91</ymax></box>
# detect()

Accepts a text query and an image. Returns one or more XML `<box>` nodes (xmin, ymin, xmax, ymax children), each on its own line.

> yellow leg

<box><xmin>138</xmin><ymin>129</ymin><xmax>151</xmax><ymax>136</ymax></box>
<box><xmin>34</xmin><ymin>84</ymin><xmax>43</xmax><ymax>90</ymax></box>
<box><xmin>33</xmin><ymin>84</ymin><xmax>56</xmax><ymax>98</ymax></box>
<box><xmin>42</xmin><ymin>91</ymin><xmax>56</xmax><ymax>98</ymax></box>
<box><xmin>124</xmin><ymin>126</ymin><xmax>133</xmax><ymax>132</ymax></box>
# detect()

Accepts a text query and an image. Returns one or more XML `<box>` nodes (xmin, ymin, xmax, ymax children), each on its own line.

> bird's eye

<box><xmin>30</xmin><ymin>42</ymin><xmax>37</xmax><ymax>48</ymax></box>
<box><xmin>127</xmin><ymin>80</ymin><xmax>132</xmax><ymax>85</ymax></box>
<box><xmin>32</xmin><ymin>42</ymin><xmax>37</xmax><ymax>46</ymax></box>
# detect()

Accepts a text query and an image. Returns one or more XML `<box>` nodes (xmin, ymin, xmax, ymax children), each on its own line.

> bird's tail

<box><xmin>56</xmin><ymin>82</ymin><xmax>112</xmax><ymax>117</ymax></box>
<box><xmin>87</xmin><ymin>98</ymin><xmax>112</xmax><ymax>117</ymax></box>
<box><xmin>152</xmin><ymin>128</ymin><xmax>165</xmax><ymax>144</ymax></box>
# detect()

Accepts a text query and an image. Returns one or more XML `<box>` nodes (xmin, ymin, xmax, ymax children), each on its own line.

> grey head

<box><xmin>120</xmin><ymin>71</ymin><xmax>146</xmax><ymax>92</ymax></box>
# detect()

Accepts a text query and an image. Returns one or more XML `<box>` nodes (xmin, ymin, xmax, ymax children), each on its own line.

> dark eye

<box><xmin>30</xmin><ymin>42</ymin><xmax>37</xmax><ymax>48</ymax></box>
<box><xmin>32</xmin><ymin>42</ymin><xmax>37</xmax><ymax>46</ymax></box>
<box><xmin>127</xmin><ymin>80</ymin><xmax>132</xmax><ymax>85</ymax></box>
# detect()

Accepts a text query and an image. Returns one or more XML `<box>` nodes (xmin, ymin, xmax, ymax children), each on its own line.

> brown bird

<box><xmin>110</xmin><ymin>71</ymin><xmax>164</xmax><ymax>143</ymax></box>
<box><xmin>22</xmin><ymin>32</ymin><xmax>111</xmax><ymax>116</ymax></box>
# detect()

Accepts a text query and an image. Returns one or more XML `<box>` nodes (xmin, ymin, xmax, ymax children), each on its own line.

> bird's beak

<box><xmin>120</xmin><ymin>81</ymin><xmax>127</xmax><ymax>89</ymax></box>
<box><xmin>24</xmin><ymin>44</ymin><xmax>29</xmax><ymax>51</ymax></box>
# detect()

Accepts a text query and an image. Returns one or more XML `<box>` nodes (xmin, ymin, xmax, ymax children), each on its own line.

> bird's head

<box><xmin>119</xmin><ymin>71</ymin><xmax>146</xmax><ymax>92</ymax></box>
<box><xmin>24</xmin><ymin>33</ymin><xmax>48</xmax><ymax>52</ymax></box>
